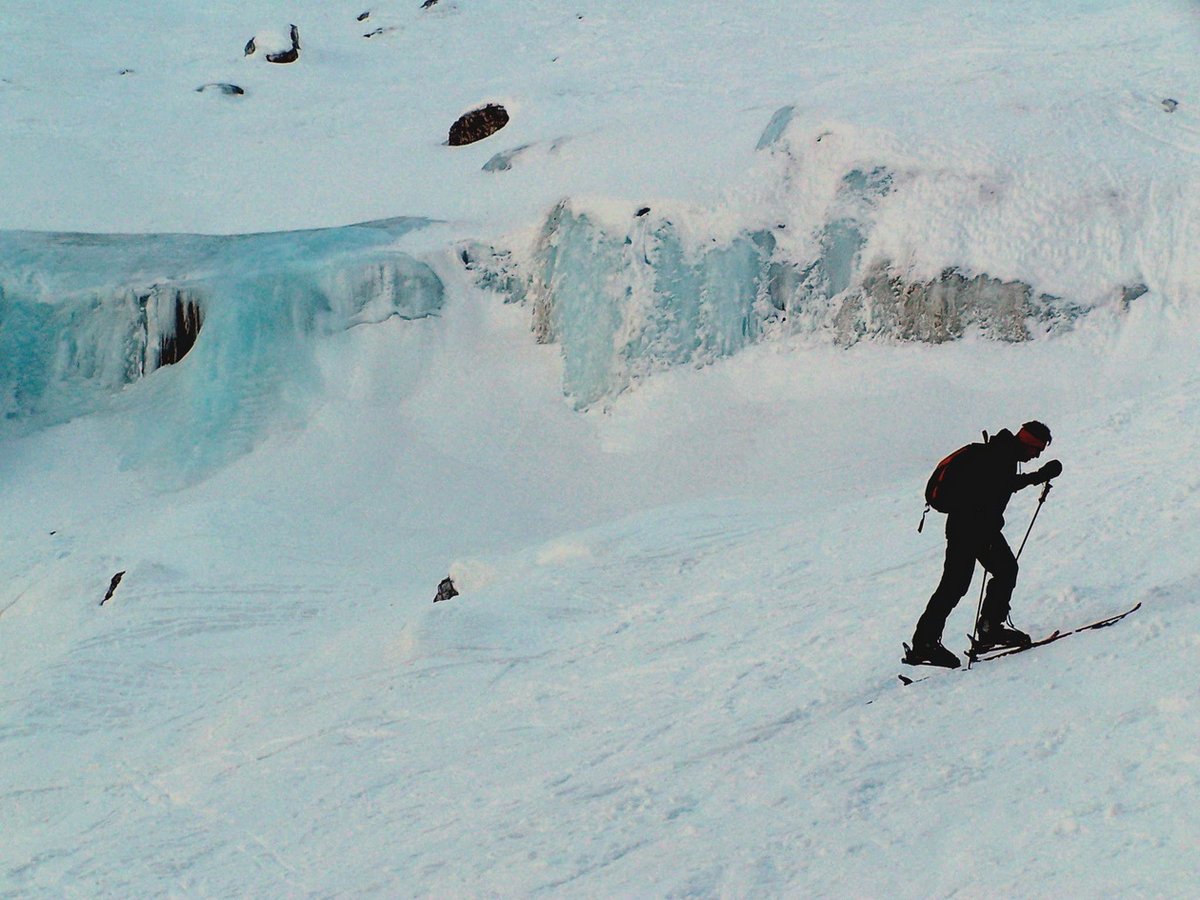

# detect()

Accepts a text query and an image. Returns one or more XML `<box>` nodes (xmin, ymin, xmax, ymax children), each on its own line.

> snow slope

<box><xmin>5</xmin><ymin>284</ymin><xmax>1200</xmax><ymax>896</ymax></box>
<box><xmin>3</xmin><ymin>0</ymin><xmax>1200</xmax><ymax>896</ymax></box>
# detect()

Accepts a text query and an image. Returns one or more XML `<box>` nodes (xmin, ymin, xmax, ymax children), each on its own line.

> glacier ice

<box><xmin>483</xmin><ymin>145</ymin><xmax>531</xmax><ymax>172</ymax></box>
<box><xmin>470</xmin><ymin>162</ymin><xmax>1095</xmax><ymax>408</ymax></box>
<box><xmin>0</xmin><ymin>219</ymin><xmax>444</xmax><ymax>467</ymax></box>
<box><xmin>482</xmin><ymin>138</ymin><xmax>570</xmax><ymax>174</ymax></box>
<box><xmin>755</xmin><ymin>105</ymin><xmax>796</xmax><ymax>151</ymax></box>
<box><xmin>0</xmin><ymin>140</ymin><xmax>1127</xmax><ymax>469</ymax></box>
<box><xmin>515</xmin><ymin>202</ymin><xmax>784</xmax><ymax>409</ymax></box>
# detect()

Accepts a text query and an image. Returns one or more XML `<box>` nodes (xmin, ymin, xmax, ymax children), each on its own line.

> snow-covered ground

<box><xmin>3</xmin><ymin>0</ymin><xmax>1200</xmax><ymax>896</ymax></box>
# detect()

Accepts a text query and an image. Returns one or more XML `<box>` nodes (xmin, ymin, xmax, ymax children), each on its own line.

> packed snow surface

<box><xmin>2</xmin><ymin>0</ymin><xmax>1200</xmax><ymax>896</ymax></box>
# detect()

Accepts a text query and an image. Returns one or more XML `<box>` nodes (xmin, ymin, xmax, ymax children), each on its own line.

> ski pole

<box><xmin>968</xmin><ymin>479</ymin><xmax>1054</xmax><ymax>669</ymax></box>
<box><xmin>1015</xmin><ymin>480</ymin><xmax>1053</xmax><ymax>561</ymax></box>
<box><xmin>968</xmin><ymin>569</ymin><xmax>987</xmax><ymax>669</ymax></box>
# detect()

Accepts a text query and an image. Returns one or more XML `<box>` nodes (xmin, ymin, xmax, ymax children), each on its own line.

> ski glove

<box><xmin>1037</xmin><ymin>459</ymin><xmax>1063</xmax><ymax>482</ymax></box>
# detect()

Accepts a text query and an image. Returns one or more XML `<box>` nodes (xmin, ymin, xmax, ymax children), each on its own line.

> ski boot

<box><xmin>902</xmin><ymin>638</ymin><xmax>961</xmax><ymax>669</ymax></box>
<box><xmin>970</xmin><ymin>619</ymin><xmax>1031</xmax><ymax>658</ymax></box>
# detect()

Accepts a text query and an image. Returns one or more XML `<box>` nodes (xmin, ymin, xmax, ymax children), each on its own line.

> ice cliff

<box><xmin>454</xmin><ymin>111</ymin><xmax>1180</xmax><ymax>409</ymax></box>
<box><xmin>0</xmin><ymin>219</ymin><xmax>444</xmax><ymax>465</ymax></box>
<box><xmin>466</xmin><ymin>162</ymin><xmax>1097</xmax><ymax>408</ymax></box>
<box><xmin>1</xmin><ymin>114</ymin><xmax>1170</xmax><ymax>449</ymax></box>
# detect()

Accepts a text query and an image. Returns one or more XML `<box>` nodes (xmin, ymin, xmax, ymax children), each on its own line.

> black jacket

<box><xmin>951</xmin><ymin>429</ymin><xmax>1044</xmax><ymax>528</ymax></box>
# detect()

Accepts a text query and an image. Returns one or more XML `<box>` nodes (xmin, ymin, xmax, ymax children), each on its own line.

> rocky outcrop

<box><xmin>464</xmin><ymin>191</ymin><xmax>1099</xmax><ymax>409</ymax></box>
<box><xmin>449</xmin><ymin>104</ymin><xmax>509</xmax><ymax>146</ymax></box>
<box><xmin>843</xmin><ymin>263</ymin><xmax>1033</xmax><ymax>343</ymax></box>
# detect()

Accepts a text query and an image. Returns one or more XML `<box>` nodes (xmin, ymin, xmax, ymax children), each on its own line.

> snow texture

<box><xmin>2</xmin><ymin>0</ymin><xmax>1200</xmax><ymax>896</ymax></box>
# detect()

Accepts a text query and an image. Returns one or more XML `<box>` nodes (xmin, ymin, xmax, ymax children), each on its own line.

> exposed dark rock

<box><xmin>433</xmin><ymin>576</ymin><xmax>459</xmax><ymax>603</ymax></box>
<box><xmin>357</xmin><ymin>11</ymin><xmax>370</xmax><ymax>21</ymax></box>
<box><xmin>449</xmin><ymin>104</ymin><xmax>509</xmax><ymax>146</ymax></box>
<box><xmin>118</xmin><ymin>68</ymin><xmax>135</xmax><ymax>76</ymax></box>
<box><xmin>244</xmin><ymin>37</ymin><xmax>257</xmax><ymax>56</ymax></box>
<box><xmin>1162</xmin><ymin>98</ymin><xmax>1178</xmax><ymax>113</ymax></box>
<box><xmin>851</xmin><ymin>263</ymin><xmax>1033</xmax><ymax>344</ymax></box>
<box><xmin>266</xmin><ymin>25</ymin><xmax>301</xmax><ymax>64</ymax></box>
<box><xmin>196</xmin><ymin>83</ymin><xmax>245</xmax><ymax>96</ymax></box>
<box><xmin>100</xmin><ymin>571</ymin><xmax>125</xmax><ymax>607</ymax></box>
<box><xmin>636</xmin><ymin>207</ymin><xmax>651</xmax><ymax>217</ymax></box>
<box><xmin>364</xmin><ymin>27</ymin><xmax>397</xmax><ymax>38</ymax></box>
<box><xmin>421</xmin><ymin>0</ymin><xmax>440</xmax><ymax>8</ymax></box>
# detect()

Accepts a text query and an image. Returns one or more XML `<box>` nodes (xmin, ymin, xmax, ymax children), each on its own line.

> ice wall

<box><xmin>1</xmin><ymin>106</ymin><xmax>1172</xmax><ymax>466</ymax></box>
<box><xmin>466</xmin><ymin>180</ymin><xmax>1089</xmax><ymax>409</ymax></box>
<box><xmin>0</xmin><ymin>219</ymin><xmax>444</xmax><ymax>467</ymax></box>
<box><xmin>516</xmin><ymin>202</ymin><xmax>782</xmax><ymax>409</ymax></box>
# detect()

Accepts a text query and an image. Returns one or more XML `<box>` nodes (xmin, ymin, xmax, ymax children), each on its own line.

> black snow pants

<box><xmin>915</xmin><ymin>514</ymin><xmax>1018</xmax><ymax>643</ymax></box>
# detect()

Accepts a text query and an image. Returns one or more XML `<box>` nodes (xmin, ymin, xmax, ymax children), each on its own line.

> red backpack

<box><xmin>918</xmin><ymin>438</ymin><xmax>987</xmax><ymax>530</ymax></box>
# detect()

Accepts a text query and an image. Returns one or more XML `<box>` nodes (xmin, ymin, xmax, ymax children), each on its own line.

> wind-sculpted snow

<box><xmin>0</xmin><ymin>219</ymin><xmax>444</xmax><ymax>467</ymax></box>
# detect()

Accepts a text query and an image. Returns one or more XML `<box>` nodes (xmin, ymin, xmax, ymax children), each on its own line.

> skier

<box><xmin>906</xmin><ymin>421</ymin><xmax>1062</xmax><ymax>668</ymax></box>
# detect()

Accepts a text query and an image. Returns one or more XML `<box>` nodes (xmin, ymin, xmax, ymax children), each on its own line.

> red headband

<box><xmin>1017</xmin><ymin>427</ymin><xmax>1048</xmax><ymax>451</ymax></box>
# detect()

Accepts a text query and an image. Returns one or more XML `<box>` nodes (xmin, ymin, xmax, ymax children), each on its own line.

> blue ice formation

<box><xmin>469</xmin><ymin>165</ymin><xmax>1089</xmax><ymax>408</ymax></box>
<box><xmin>483</xmin><ymin>168</ymin><xmax>893</xmax><ymax>408</ymax></box>
<box><xmin>517</xmin><ymin>202</ymin><xmax>784</xmax><ymax>409</ymax></box>
<box><xmin>482</xmin><ymin>144</ymin><xmax>531</xmax><ymax>172</ymax></box>
<box><xmin>755</xmin><ymin>105</ymin><xmax>796</xmax><ymax>151</ymax></box>
<box><xmin>0</xmin><ymin>219</ymin><xmax>443</xmax><ymax>467</ymax></box>
<box><xmin>482</xmin><ymin>138</ymin><xmax>570</xmax><ymax>173</ymax></box>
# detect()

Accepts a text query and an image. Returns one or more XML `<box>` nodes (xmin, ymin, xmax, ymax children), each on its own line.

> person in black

<box><xmin>908</xmin><ymin>421</ymin><xmax>1062</xmax><ymax>668</ymax></box>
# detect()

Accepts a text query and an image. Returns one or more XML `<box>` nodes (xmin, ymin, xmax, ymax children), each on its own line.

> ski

<box><xmin>896</xmin><ymin>601</ymin><xmax>1142</xmax><ymax>686</ymax></box>
<box><xmin>967</xmin><ymin>601</ymin><xmax>1141</xmax><ymax>663</ymax></box>
<box><xmin>967</xmin><ymin>630</ymin><xmax>1060</xmax><ymax>664</ymax></box>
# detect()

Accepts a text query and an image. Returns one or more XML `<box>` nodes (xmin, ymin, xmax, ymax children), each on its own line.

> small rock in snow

<box><xmin>266</xmin><ymin>25</ymin><xmax>301</xmax><ymax>64</ymax></box>
<box><xmin>196</xmin><ymin>83</ymin><xmax>245</xmax><ymax>96</ymax></box>
<box><xmin>1161</xmin><ymin>98</ymin><xmax>1178</xmax><ymax>113</ymax></box>
<box><xmin>433</xmin><ymin>576</ymin><xmax>459</xmax><ymax>603</ymax></box>
<box><xmin>448</xmin><ymin>104</ymin><xmax>510</xmax><ymax>146</ymax></box>
<box><xmin>100</xmin><ymin>571</ymin><xmax>126</xmax><ymax>607</ymax></box>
